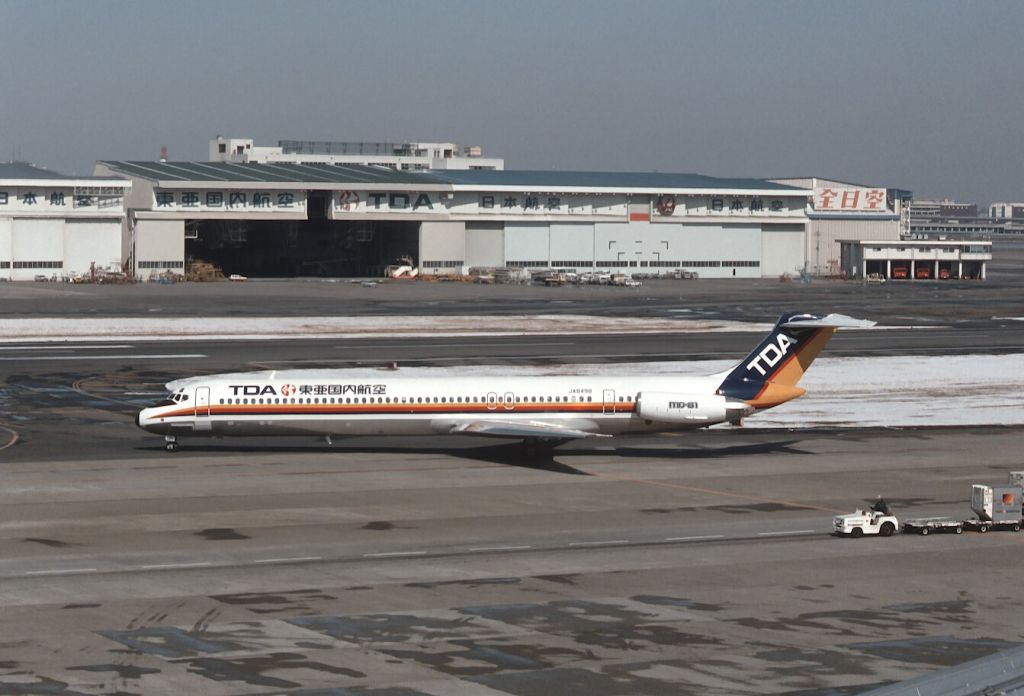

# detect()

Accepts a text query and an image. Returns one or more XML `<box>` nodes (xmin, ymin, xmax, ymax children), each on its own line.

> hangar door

<box><xmin>761</xmin><ymin>224</ymin><xmax>805</xmax><ymax>277</ymax></box>
<box><xmin>65</xmin><ymin>220</ymin><xmax>123</xmax><ymax>275</ymax></box>
<box><xmin>11</xmin><ymin>219</ymin><xmax>62</xmax><ymax>280</ymax></box>
<box><xmin>465</xmin><ymin>222</ymin><xmax>503</xmax><ymax>268</ymax></box>
<box><xmin>505</xmin><ymin>222</ymin><xmax>549</xmax><ymax>266</ymax></box>
<box><xmin>419</xmin><ymin>221</ymin><xmax>466</xmax><ymax>272</ymax></box>
<box><xmin>549</xmin><ymin>224</ymin><xmax>594</xmax><ymax>266</ymax></box>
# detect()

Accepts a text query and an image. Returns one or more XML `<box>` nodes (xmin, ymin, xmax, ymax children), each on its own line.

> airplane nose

<box><xmin>135</xmin><ymin>411</ymin><xmax>142</xmax><ymax>428</ymax></box>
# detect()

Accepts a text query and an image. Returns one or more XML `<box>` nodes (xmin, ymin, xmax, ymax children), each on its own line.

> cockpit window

<box><xmin>150</xmin><ymin>391</ymin><xmax>185</xmax><ymax>408</ymax></box>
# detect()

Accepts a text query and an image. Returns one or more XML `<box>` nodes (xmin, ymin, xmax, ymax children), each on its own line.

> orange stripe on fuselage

<box><xmin>151</xmin><ymin>403</ymin><xmax>636</xmax><ymax>419</ymax></box>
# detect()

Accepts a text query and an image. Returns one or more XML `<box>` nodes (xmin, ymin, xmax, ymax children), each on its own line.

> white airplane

<box><xmin>136</xmin><ymin>313</ymin><xmax>872</xmax><ymax>454</ymax></box>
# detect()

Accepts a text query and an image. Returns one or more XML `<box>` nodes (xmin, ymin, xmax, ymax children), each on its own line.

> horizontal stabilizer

<box><xmin>446</xmin><ymin>420</ymin><xmax>609</xmax><ymax>440</ymax></box>
<box><xmin>780</xmin><ymin>313</ymin><xmax>876</xmax><ymax>330</ymax></box>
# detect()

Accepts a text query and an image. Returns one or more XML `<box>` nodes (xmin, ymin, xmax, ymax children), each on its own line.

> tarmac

<box><xmin>1</xmin><ymin>244</ymin><xmax>1024</xmax><ymax>695</ymax></box>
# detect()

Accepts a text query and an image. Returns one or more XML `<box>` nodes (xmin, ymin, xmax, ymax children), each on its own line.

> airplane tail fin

<box><xmin>716</xmin><ymin>313</ymin><xmax>874</xmax><ymax>409</ymax></box>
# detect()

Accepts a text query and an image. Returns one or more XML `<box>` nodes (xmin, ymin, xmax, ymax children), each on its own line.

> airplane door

<box><xmin>486</xmin><ymin>392</ymin><xmax>498</xmax><ymax>411</ymax></box>
<box><xmin>603</xmin><ymin>389</ymin><xmax>616</xmax><ymax>414</ymax></box>
<box><xmin>194</xmin><ymin>387</ymin><xmax>211</xmax><ymax>431</ymax></box>
<box><xmin>503</xmin><ymin>392</ymin><xmax>515</xmax><ymax>410</ymax></box>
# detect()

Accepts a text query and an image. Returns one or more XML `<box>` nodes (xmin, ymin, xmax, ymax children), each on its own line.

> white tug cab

<box><xmin>832</xmin><ymin>509</ymin><xmax>899</xmax><ymax>538</ymax></box>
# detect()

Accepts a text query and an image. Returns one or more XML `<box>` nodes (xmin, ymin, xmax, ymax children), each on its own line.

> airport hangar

<box><xmin>0</xmin><ymin>163</ymin><xmax>130</xmax><ymax>281</ymax></box>
<box><xmin>85</xmin><ymin>161</ymin><xmax>904</xmax><ymax>281</ymax></box>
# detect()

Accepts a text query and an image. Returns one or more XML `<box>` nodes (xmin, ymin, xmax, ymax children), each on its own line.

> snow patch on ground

<box><xmin>0</xmin><ymin>316</ymin><xmax>774</xmax><ymax>342</ymax></box>
<box><xmin>750</xmin><ymin>354</ymin><xmax>1024</xmax><ymax>428</ymax></box>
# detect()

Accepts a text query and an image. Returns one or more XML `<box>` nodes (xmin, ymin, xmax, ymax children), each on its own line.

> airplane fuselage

<box><xmin>138</xmin><ymin>370</ymin><xmax>732</xmax><ymax>439</ymax></box>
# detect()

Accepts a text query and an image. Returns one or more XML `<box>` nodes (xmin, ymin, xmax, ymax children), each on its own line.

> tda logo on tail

<box><xmin>746</xmin><ymin>332</ymin><xmax>796</xmax><ymax>377</ymax></box>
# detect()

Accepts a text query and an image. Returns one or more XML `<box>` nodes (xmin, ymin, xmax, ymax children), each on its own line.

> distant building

<box><xmin>839</xmin><ymin>239</ymin><xmax>991</xmax><ymax>281</ymax></box>
<box><xmin>209</xmin><ymin>136</ymin><xmax>504</xmax><ymax>171</ymax></box>
<box><xmin>989</xmin><ymin>202</ymin><xmax>1024</xmax><ymax>221</ymax></box>
<box><xmin>909</xmin><ymin>198</ymin><xmax>978</xmax><ymax>218</ymax></box>
<box><xmin>907</xmin><ymin>197</ymin><xmax>1008</xmax><ymax>239</ymax></box>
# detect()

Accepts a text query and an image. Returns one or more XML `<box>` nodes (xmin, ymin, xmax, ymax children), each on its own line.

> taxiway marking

<box><xmin>339</xmin><ymin>341</ymin><xmax>577</xmax><ymax>350</ymax></box>
<box><xmin>468</xmin><ymin>545</ymin><xmax>533</xmax><ymax>552</ymax></box>
<box><xmin>0</xmin><ymin>423</ymin><xmax>18</xmax><ymax>451</ymax></box>
<box><xmin>25</xmin><ymin>568</ymin><xmax>97</xmax><ymax>576</ymax></box>
<box><xmin>0</xmin><ymin>354</ymin><xmax>207</xmax><ymax>362</ymax></box>
<box><xmin>0</xmin><ymin>344</ymin><xmax>133</xmax><ymax>351</ymax></box>
<box><xmin>141</xmin><ymin>562</ymin><xmax>212</xmax><ymax>570</ymax></box>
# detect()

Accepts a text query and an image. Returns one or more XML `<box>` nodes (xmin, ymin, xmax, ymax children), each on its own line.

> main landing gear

<box><xmin>164</xmin><ymin>436</ymin><xmax>179</xmax><ymax>453</ymax></box>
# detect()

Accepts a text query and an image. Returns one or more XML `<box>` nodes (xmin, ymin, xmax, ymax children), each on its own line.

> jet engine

<box><xmin>635</xmin><ymin>392</ymin><xmax>751</xmax><ymax>426</ymax></box>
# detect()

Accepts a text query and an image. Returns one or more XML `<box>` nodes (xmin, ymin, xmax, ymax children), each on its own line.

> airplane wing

<box><xmin>445</xmin><ymin>419</ymin><xmax>611</xmax><ymax>440</ymax></box>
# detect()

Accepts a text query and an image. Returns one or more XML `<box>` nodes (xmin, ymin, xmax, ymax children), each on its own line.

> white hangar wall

<box><xmin>1</xmin><ymin>218</ymin><xmax>123</xmax><ymax>281</ymax></box>
<box><xmin>761</xmin><ymin>224</ymin><xmax>806</xmax><ymax>276</ymax></box>
<box><xmin>65</xmin><ymin>220</ymin><xmax>123</xmax><ymax>275</ymax></box>
<box><xmin>420</xmin><ymin>220</ymin><xmax>775</xmax><ymax>278</ymax></box>
<box><xmin>418</xmin><ymin>221</ymin><xmax>467</xmax><ymax>270</ymax></box>
<box><xmin>805</xmin><ymin>217</ymin><xmax>900</xmax><ymax>277</ymax></box>
<box><xmin>464</xmin><ymin>222</ymin><xmax>503</xmax><ymax>268</ymax></box>
<box><xmin>134</xmin><ymin>219</ymin><xmax>185</xmax><ymax>275</ymax></box>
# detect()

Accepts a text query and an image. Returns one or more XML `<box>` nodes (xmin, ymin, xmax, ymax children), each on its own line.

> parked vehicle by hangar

<box><xmin>915</xmin><ymin>266</ymin><xmax>932</xmax><ymax>279</ymax></box>
<box><xmin>891</xmin><ymin>266</ymin><xmax>909</xmax><ymax>279</ymax></box>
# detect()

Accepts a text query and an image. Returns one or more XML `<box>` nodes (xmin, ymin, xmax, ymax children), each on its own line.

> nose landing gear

<box><xmin>164</xmin><ymin>436</ymin><xmax>179</xmax><ymax>453</ymax></box>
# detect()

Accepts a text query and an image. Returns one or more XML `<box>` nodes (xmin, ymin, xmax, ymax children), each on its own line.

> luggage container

<box><xmin>965</xmin><ymin>484</ymin><xmax>1023</xmax><ymax>532</ymax></box>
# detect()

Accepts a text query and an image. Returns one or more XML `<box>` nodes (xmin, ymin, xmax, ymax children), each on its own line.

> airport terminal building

<box><xmin>88</xmin><ymin>160</ymin><xmax>903</xmax><ymax>281</ymax></box>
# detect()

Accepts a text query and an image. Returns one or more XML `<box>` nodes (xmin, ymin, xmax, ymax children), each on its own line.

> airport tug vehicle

<box><xmin>832</xmin><ymin>506</ymin><xmax>899</xmax><ymax>538</ymax></box>
<box><xmin>835</xmin><ymin>474</ymin><xmax>1024</xmax><ymax>538</ymax></box>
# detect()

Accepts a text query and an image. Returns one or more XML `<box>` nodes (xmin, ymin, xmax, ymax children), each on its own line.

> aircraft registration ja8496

<box><xmin>136</xmin><ymin>313</ymin><xmax>873</xmax><ymax>454</ymax></box>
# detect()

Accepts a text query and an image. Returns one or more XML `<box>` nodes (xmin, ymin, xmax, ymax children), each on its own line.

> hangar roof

<box><xmin>428</xmin><ymin>169</ymin><xmax>805</xmax><ymax>192</ymax></box>
<box><xmin>98</xmin><ymin>161</ymin><xmax>807</xmax><ymax>195</ymax></box>
<box><xmin>0</xmin><ymin>162</ymin><xmax>125</xmax><ymax>183</ymax></box>
<box><xmin>98</xmin><ymin>161</ymin><xmax>429</xmax><ymax>185</ymax></box>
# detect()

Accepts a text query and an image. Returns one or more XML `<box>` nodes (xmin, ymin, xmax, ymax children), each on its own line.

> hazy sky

<box><xmin>2</xmin><ymin>0</ymin><xmax>1021</xmax><ymax>205</ymax></box>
